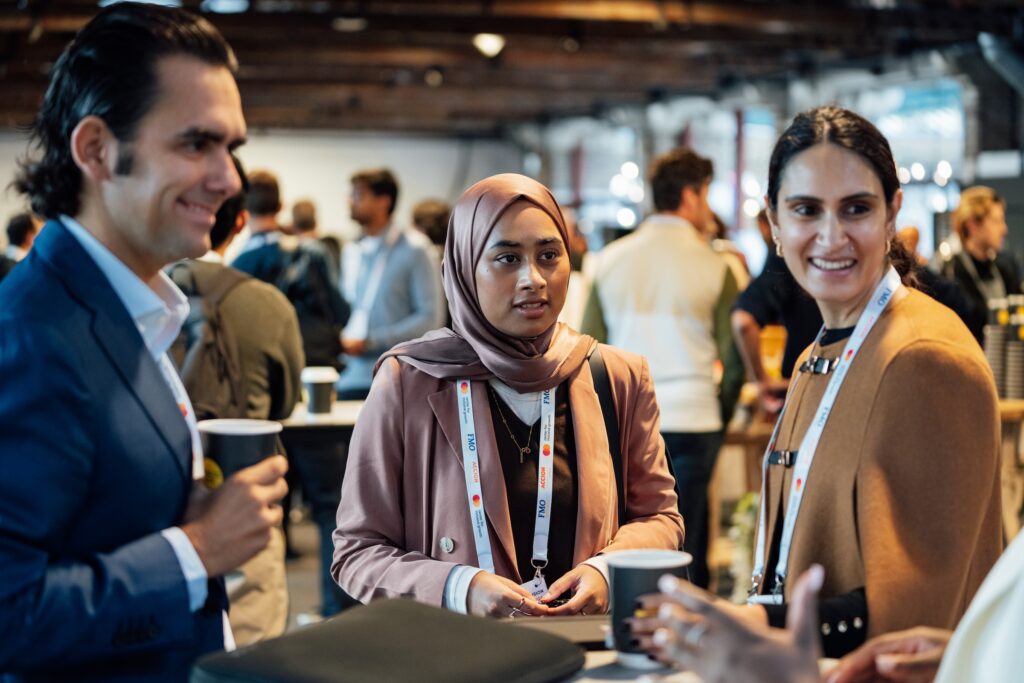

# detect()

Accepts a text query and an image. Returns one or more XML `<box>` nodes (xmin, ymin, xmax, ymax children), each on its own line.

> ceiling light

<box><xmin>617</xmin><ymin>208</ymin><xmax>637</xmax><ymax>228</ymax></box>
<box><xmin>910</xmin><ymin>163</ymin><xmax>925</xmax><ymax>181</ymax></box>
<box><xmin>473</xmin><ymin>33</ymin><xmax>506</xmax><ymax>58</ymax></box>
<box><xmin>424</xmin><ymin>68</ymin><xmax>444</xmax><ymax>88</ymax></box>
<box><xmin>99</xmin><ymin>0</ymin><xmax>181</xmax><ymax>7</ymax></box>
<box><xmin>620</xmin><ymin>162</ymin><xmax>639</xmax><ymax>179</ymax></box>
<box><xmin>897</xmin><ymin>167</ymin><xmax>911</xmax><ymax>184</ymax></box>
<box><xmin>331</xmin><ymin>16</ymin><xmax>367</xmax><ymax>32</ymax></box>
<box><xmin>201</xmin><ymin>0</ymin><xmax>248</xmax><ymax>12</ymax></box>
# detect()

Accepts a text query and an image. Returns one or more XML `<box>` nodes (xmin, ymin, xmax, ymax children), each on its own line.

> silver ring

<box><xmin>579</xmin><ymin>609</ymin><xmax>587</xmax><ymax>616</ymax></box>
<box><xmin>683</xmin><ymin>622</ymin><xmax>707</xmax><ymax>648</ymax></box>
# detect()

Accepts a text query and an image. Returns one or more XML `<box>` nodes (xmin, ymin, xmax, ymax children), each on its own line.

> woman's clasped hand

<box><xmin>467</xmin><ymin>564</ymin><xmax>609</xmax><ymax>618</ymax></box>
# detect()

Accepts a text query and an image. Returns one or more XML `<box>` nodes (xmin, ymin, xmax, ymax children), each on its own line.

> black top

<box><xmin>762</xmin><ymin>322</ymin><xmax>867</xmax><ymax>658</ymax></box>
<box><xmin>488</xmin><ymin>384</ymin><xmax>578</xmax><ymax>584</ymax></box>
<box><xmin>734</xmin><ymin>254</ymin><xmax>823</xmax><ymax>378</ymax></box>
<box><xmin>942</xmin><ymin>251</ymin><xmax>1022</xmax><ymax>344</ymax></box>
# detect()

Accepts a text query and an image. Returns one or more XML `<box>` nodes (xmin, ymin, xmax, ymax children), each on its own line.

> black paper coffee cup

<box><xmin>301</xmin><ymin>366</ymin><xmax>339</xmax><ymax>414</ymax></box>
<box><xmin>198</xmin><ymin>419</ymin><xmax>282</xmax><ymax>481</ymax></box>
<box><xmin>606</xmin><ymin>549</ymin><xmax>693</xmax><ymax>670</ymax></box>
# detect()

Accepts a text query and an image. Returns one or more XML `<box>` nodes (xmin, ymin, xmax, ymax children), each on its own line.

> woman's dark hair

<box><xmin>766</xmin><ymin>105</ymin><xmax>915</xmax><ymax>283</ymax></box>
<box><xmin>14</xmin><ymin>2</ymin><xmax>237</xmax><ymax>219</ymax></box>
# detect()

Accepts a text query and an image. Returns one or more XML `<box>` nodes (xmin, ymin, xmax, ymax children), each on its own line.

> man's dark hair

<box><xmin>351</xmin><ymin>168</ymin><xmax>399</xmax><ymax>216</ymax></box>
<box><xmin>412</xmin><ymin>198</ymin><xmax>450</xmax><ymax>246</ymax></box>
<box><xmin>291</xmin><ymin>199</ymin><xmax>317</xmax><ymax>233</ymax></box>
<box><xmin>649</xmin><ymin>148</ymin><xmax>713</xmax><ymax>213</ymax></box>
<box><xmin>246</xmin><ymin>170</ymin><xmax>280</xmax><ymax>217</ymax></box>
<box><xmin>6</xmin><ymin>213</ymin><xmax>37</xmax><ymax>248</ymax></box>
<box><xmin>14</xmin><ymin>3</ymin><xmax>237</xmax><ymax>220</ymax></box>
<box><xmin>210</xmin><ymin>156</ymin><xmax>248</xmax><ymax>251</ymax></box>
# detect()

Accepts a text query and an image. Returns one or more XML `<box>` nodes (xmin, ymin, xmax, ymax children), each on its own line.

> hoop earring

<box><xmin>885</xmin><ymin>239</ymin><xmax>892</xmax><ymax>256</ymax></box>
<box><xmin>774</xmin><ymin>239</ymin><xmax>783</xmax><ymax>257</ymax></box>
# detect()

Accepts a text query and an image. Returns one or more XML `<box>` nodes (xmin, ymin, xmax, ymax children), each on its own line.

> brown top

<box><xmin>757</xmin><ymin>288</ymin><xmax>1003</xmax><ymax>638</ymax></box>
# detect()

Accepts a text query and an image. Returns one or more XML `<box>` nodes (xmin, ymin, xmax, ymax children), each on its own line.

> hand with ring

<box><xmin>630</xmin><ymin>565</ymin><xmax>825</xmax><ymax>683</ymax></box>
<box><xmin>466</xmin><ymin>571</ymin><xmax>550</xmax><ymax>618</ymax></box>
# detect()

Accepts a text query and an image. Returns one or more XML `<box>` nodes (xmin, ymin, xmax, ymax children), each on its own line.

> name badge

<box><xmin>521</xmin><ymin>574</ymin><xmax>548</xmax><ymax>599</ymax></box>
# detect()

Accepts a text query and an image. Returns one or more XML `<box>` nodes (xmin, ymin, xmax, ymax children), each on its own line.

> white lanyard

<box><xmin>342</xmin><ymin>226</ymin><xmax>399</xmax><ymax>340</ymax></box>
<box><xmin>749</xmin><ymin>267</ymin><xmax>904</xmax><ymax>604</ymax></box>
<box><xmin>456</xmin><ymin>379</ymin><xmax>556</xmax><ymax>580</ymax></box>
<box><xmin>158</xmin><ymin>354</ymin><xmax>204</xmax><ymax>481</ymax></box>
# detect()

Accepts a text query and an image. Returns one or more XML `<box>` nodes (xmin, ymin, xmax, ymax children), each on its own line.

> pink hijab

<box><xmin>377</xmin><ymin>173</ymin><xmax>594</xmax><ymax>393</ymax></box>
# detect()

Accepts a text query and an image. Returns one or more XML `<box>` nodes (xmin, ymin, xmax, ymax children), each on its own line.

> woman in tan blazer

<box><xmin>332</xmin><ymin>173</ymin><xmax>683</xmax><ymax>618</ymax></box>
<box><xmin>639</xmin><ymin>106</ymin><xmax>1002</xmax><ymax>667</ymax></box>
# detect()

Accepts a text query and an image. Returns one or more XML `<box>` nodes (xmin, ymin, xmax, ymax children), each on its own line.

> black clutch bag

<box><xmin>191</xmin><ymin>598</ymin><xmax>586</xmax><ymax>683</ymax></box>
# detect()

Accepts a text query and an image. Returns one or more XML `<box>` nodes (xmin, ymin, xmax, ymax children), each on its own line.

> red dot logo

<box><xmin>472</xmin><ymin>494</ymin><xmax>481</xmax><ymax>507</ymax></box>
<box><xmin>796</xmin><ymin>478</ymin><xmax>803</xmax><ymax>491</ymax></box>
<box><xmin>542</xmin><ymin>444</ymin><xmax>551</xmax><ymax>457</ymax></box>
<box><xmin>845</xmin><ymin>349</ymin><xmax>854</xmax><ymax>361</ymax></box>
<box><xmin>460</xmin><ymin>381</ymin><xmax>469</xmax><ymax>393</ymax></box>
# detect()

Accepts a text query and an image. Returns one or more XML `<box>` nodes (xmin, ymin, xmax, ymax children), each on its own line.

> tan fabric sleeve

<box><xmin>857</xmin><ymin>340</ymin><xmax>1002</xmax><ymax>636</ymax></box>
<box><xmin>331</xmin><ymin>358</ymin><xmax>458</xmax><ymax>605</ymax></box>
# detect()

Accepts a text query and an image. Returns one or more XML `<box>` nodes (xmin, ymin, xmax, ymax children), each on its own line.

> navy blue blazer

<box><xmin>0</xmin><ymin>220</ymin><xmax>224</xmax><ymax>682</ymax></box>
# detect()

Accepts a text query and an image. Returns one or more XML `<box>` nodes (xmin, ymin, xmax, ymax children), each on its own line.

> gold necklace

<box><xmin>489</xmin><ymin>386</ymin><xmax>535</xmax><ymax>464</ymax></box>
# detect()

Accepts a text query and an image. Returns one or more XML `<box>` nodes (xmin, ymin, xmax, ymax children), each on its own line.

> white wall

<box><xmin>0</xmin><ymin>129</ymin><xmax>522</xmax><ymax>245</ymax></box>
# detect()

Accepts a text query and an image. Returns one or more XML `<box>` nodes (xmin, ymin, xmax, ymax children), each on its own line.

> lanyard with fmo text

<box><xmin>748</xmin><ymin>267</ymin><xmax>904</xmax><ymax>605</ymax></box>
<box><xmin>457</xmin><ymin>379</ymin><xmax>556</xmax><ymax>592</ymax></box>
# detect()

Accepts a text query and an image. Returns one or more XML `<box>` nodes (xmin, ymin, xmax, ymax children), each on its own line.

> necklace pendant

<box><xmin>522</xmin><ymin>446</ymin><xmax>531</xmax><ymax>455</ymax></box>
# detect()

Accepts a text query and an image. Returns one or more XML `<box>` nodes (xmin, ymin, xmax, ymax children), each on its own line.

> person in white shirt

<box><xmin>581</xmin><ymin>148</ymin><xmax>744</xmax><ymax>589</ymax></box>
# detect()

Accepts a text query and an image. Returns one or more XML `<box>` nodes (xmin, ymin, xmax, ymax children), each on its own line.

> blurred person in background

<box><xmin>732</xmin><ymin>209</ymin><xmax>822</xmax><ymax>414</ymax></box>
<box><xmin>411</xmin><ymin>197</ymin><xmax>450</xmax><ymax>249</ymax></box>
<box><xmin>939</xmin><ymin>186</ymin><xmax>1021</xmax><ymax>343</ymax></box>
<box><xmin>896</xmin><ymin>225</ymin><xmax>970</xmax><ymax>323</ymax></box>
<box><xmin>233</xmin><ymin>171</ymin><xmax>348</xmax><ymax>369</ymax></box>
<box><xmin>0</xmin><ymin>212</ymin><xmax>42</xmax><ymax>282</ymax></box>
<box><xmin>581</xmin><ymin>147</ymin><xmax>744</xmax><ymax>589</ymax></box>
<box><xmin>339</xmin><ymin>168</ymin><xmax>444</xmax><ymax>399</ymax></box>
<box><xmin>167</xmin><ymin>156</ymin><xmax>302</xmax><ymax>645</ymax></box>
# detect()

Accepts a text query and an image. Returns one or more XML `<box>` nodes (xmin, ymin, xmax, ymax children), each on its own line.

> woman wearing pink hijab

<box><xmin>332</xmin><ymin>173</ymin><xmax>683</xmax><ymax>617</ymax></box>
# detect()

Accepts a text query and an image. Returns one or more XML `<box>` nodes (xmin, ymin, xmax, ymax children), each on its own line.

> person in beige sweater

<box><xmin>638</xmin><ymin>106</ymin><xmax>1001</xmax><ymax>668</ymax></box>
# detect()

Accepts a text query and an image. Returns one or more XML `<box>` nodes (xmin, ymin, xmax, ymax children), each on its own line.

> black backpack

<box><xmin>168</xmin><ymin>262</ymin><xmax>250</xmax><ymax>421</ymax></box>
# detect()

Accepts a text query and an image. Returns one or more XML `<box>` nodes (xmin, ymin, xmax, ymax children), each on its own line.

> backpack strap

<box><xmin>588</xmin><ymin>345</ymin><xmax>626</xmax><ymax>527</ymax></box>
<box><xmin>203</xmin><ymin>265</ymin><xmax>250</xmax><ymax>306</ymax></box>
<box><xmin>190</xmin><ymin>266</ymin><xmax>250</xmax><ymax>419</ymax></box>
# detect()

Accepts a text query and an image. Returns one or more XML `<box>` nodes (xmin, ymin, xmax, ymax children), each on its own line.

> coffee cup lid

<box><xmin>197</xmin><ymin>419</ymin><xmax>283</xmax><ymax>435</ymax></box>
<box><xmin>605</xmin><ymin>549</ymin><xmax>693</xmax><ymax>569</ymax></box>
<box><xmin>301</xmin><ymin>366</ymin><xmax>340</xmax><ymax>383</ymax></box>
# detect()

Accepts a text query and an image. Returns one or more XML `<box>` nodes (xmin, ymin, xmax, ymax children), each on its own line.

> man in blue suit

<box><xmin>0</xmin><ymin>4</ymin><xmax>288</xmax><ymax>681</ymax></box>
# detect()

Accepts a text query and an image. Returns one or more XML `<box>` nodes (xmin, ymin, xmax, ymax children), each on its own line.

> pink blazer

<box><xmin>331</xmin><ymin>343</ymin><xmax>684</xmax><ymax>606</ymax></box>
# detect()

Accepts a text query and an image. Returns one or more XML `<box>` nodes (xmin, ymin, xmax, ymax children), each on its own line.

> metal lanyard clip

<box><xmin>799</xmin><ymin>355</ymin><xmax>839</xmax><ymax>375</ymax></box>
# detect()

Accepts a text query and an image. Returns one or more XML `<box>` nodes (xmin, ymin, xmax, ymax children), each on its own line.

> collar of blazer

<box><xmin>34</xmin><ymin>220</ymin><xmax>193</xmax><ymax>482</ymax></box>
<box><xmin>426</xmin><ymin>358</ymin><xmax>616</xmax><ymax>582</ymax></box>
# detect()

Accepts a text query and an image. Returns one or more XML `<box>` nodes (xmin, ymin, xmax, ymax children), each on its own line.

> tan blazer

<box><xmin>756</xmin><ymin>289</ymin><xmax>1002</xmax><ymax>637</ymax></box>
<box><xmin>332</xmin><ymin>343</ymin><xmax>684</xmax><ymax>605</ymax></box>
